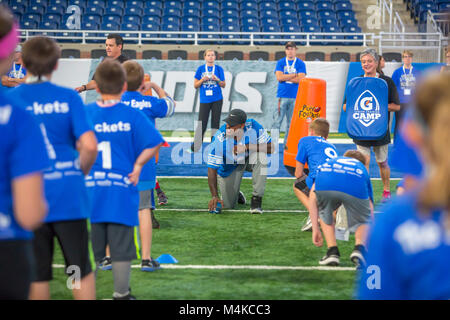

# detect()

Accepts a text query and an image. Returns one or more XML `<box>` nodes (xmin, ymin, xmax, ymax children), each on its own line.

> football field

<box><xmin>49</xmin><ymin>177</ymin><xmax>398</xmax><ymax>300</ymax></box>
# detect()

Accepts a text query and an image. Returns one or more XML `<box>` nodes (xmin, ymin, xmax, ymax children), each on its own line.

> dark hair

<box><xmin>107</xmin><ymin>33</ymin><xmax>123</xmax><ymax>51</ymax></box>
<box><xmin>123</xmin><ymin>60</ymin><xmax>144</xmax><ymax>92</ymax></box>
<box><xmin>0</xmin><ymin>4</ymin><xmax>14</xmax><ymax>40</ymax></box>
<box><xmin>22</xmin><ymin>36</ymin><xmax>60</xmax><ymax>77</ymax></box>
<box><xmin>376</xmin><ymin>54</ymin><xmax>385</xmax><ymax>76</ymax></box>
<box><xmin>94</xmin><ymin>59</ymin><xmax>126</xmax><ymax>94</ymax></box>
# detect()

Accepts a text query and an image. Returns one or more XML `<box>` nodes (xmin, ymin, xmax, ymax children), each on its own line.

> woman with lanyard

<box><xmin>357</xmin><ymin>73</ymin><xmax>450</xmax><ymax>300</ymax></box>
<box><xmin>1</xmin><ymin>44</ymin><xmax>26</xmax><ymax>88</ymax></box>
<box><xmin>391</xmin><ymin>50</ymin><xmax>421</xmax><ymax>138</ymax></box>
<box><xmin>189</xmin><ymin>49</ymin><xmax>226</xmax><ymax>153</ymax></box>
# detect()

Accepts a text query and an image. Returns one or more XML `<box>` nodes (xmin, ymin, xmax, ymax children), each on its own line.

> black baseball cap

<box><xmin>223</xmin><ymin>109</ymin><xmax>247</xmax><ymax>127</ymax></box>
<box><xmin>285</xmin><ymin>41</ymin><xmax>297</xmax><ymax>49</ymax></box>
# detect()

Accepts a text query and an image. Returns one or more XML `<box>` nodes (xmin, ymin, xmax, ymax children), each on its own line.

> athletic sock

<box><xmin>112</xmin><ymin>261</ymin><xmax>132</xmax><ymax>296</ymax></box>
<box><xmin>155</xmin><ymin>181</ymin><xmax>160</xmax><ymax>190</ymax></box>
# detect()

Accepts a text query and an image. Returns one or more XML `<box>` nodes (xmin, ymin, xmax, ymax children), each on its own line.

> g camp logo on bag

<box><xmin>353</xmin><ymin>90</ymin><xmax>381</xmax><ymax>127</ymax></box>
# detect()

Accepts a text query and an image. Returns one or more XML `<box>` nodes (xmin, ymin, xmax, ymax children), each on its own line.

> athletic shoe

<box><xmin>237</xmin><ymin>191</ymin><xmax>246</xmax><ymax>205</ymax></box>
<box><xmin>113</xmin><ymin>292</ymin><xmax>137</xmax><ymax>300</ymax></box>
<box><xmin>156</xmin><ymin>188</ymin><xmax>168</xmax><ymax>205</ymax></box>
<box><xmin>151</xmin><ymin>210</ymin><xmax>160</xmax><ymax>229</ymax></box>
<box><xmin>141</xmin><ymin>258</ymin><xmax>161</xmax><ymax>272</ymax></box>
<box><xmin>98</xmin><ymin>256</ymin><xmax>112</xmax><ymax>271</ymax></box>
<box><xmin>318</xmin><ymin>247</ymin><xmax>340</xmax><ymax>266</ymax></box>
<box><xmin>250</xmin><ymin>196</ymin><xmax>263</xmax><ymax>214</ymax></box>
<box><xmin>350</xmin><ymin>245</ymin><xmax>366</xmax><ymax>268</ymax></box>
<box><xmin>301</xmin><ymin>216</ymin><xmax>313</xmax><ymax>232</ymax></box>
<box><xmin>381</xmin><ymin>190</ymin><xmax>391</xmax><ymax>203</ymax></box>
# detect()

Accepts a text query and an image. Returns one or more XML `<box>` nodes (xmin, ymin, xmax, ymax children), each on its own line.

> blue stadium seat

<box><xmin>184</xmin><ymin>1</ymin><xmax>200</xmax><ymax>10</ymax></box>
<box><xmin>199</xmin><ymin>24</ymin><xmax>220</xmax><ymax>44</ymax></box>
<box><xmin>260</xmin><ymin>1</ymin><xmax>278</xmax><ymax>11</ymax></box>
<box><xmin>299</xmin><ymin>10</ymin><xmax>317</xmax><ymax>19</ymax></box>
<box><xmin>242</xmin><ymin>24</ymin><xmax>260</xmax><ymax>33</ymax></box>
<box><xmin>222</xmin><ymin>0</ymin><xmax>239</xmax><ymax>11</ymax></box>
<box><xmin>123</xmin><ymin>14</ymin><xmax>141</xmax><ymax>25</ymax></box>
<box><xmin>322</xmin><ymin>25</ymin><xmax>345</xmax><ymax>45</ymax></box>
<box><xmin>145</xmin><ymin>8</ymin><xmax>162</xmax><ymax>17</ymax></box>
<box><xmin>81</xmin><ymin>21</ymin><xmax>99</xmax><ymax>29</ymax></box>
<box><xmin>241</xmin><ymin>1</ymin><xmax>258</xmax><ymax>11</ymax></box>
<box><xmin>47</xmin><ymin>5</ymin><xmax>65</xmax><ymax>15</ymax></box>
<box><xmin>162</xmin><ymin>15</ymin><xmax>180</xmax><ymax>27</ymax></box>
<box><xmin>30</xmin><ymin>0</ymin><xmax>48</xmax><ymax>6</ymax></box>
<box><xmin>121</xmin><ymin>22</ymin><xmax>139</xmax><ymax>43</ymax></box>
<box><xmin>125</xmin><ymin>6</ymin><xmax>144</xmax><ymax>16</ymax></box>
<box><xmin>182</xmin><ymin>7</ymin><xmax>200</xmax><ymax>17</ymax></box>
<box><xmin>320</xmin><ymin>17</ymin><xmax>339</xmax><ymax>28</ymax></box>
<box><xmin>39</xmin><ymin>21</ymin><xmax>59</xmax><ymax>32</ymax></box>
<box><xmin>144</xmin><ymin>0</ymin><xmax>162</xmax><ymax>10</ymax></box>
<box><xmin>21</xmin><ymin>20</ymin><xmax>38</xmax><ymax>30</ymax></box>
<box><xmin>242</xmin><ymin>17</ymin><xmax>260</xmax><ymax>27</ymax></box>
<box><xmin>261</xmin><ymin>9</ymin><xmax>278</xmax><ymax>19</ymax></box>
<box><xmin>143</xmin><ymin>15</ymin><xmax>161</xmax><ymax>24</ymax></box>
<box><xmin>203</xmin><ymin>1</ymin><xmax>220</xmax><ymax>10</ymax></box>
<box><xmin>439</xmin><ymin>2</ymin><xmax>450</xmax><ymax>11</ymax></box>
<box><xmin>107</xmin><ymin>5</ymin><xmax>124</xmax><ymax>16</ymax></box>
<box><xmin>85</xmin><ymin>6</ymin><xmax>104</xmax><ymax>16</ymax></box>
<box><xmin>222</xmin><ymin>9</ymin><xmax>240</xmax><ymax>19</ymax></box>
<box><xmin>279</xmin><ymin>0</ymin><xmax>296</xmax><ymax>11</ymax></box>
<box><xmin>318</xmin><ymin>10</ymin><xmax>336</xmax><ymax>20</ymax></box>
<box><xmin>127</xmin><ymin>0</ymin><xmax>143</xmax><ymax>9</ymax></box>
<box><xmin>50</xmin><ymin>0</ymin><xmax>69</xmax><ymax>6</ymax></box>
<box><xmin>27</xmin><ymin>5</ymin><xmax>46</xmax><ymax>15</ymax></box>
<box><xmin>337</xmin><ymin>10</ymin><xmax>355</xmax><ymax>20</ymax></box>
<box><xmin>261</xmin><ymin>17</ymin><xmax>280</xmax><ymax>27</ymax></box>
<box><xmin>242</xmin><ymin>9</ymin><xmax>259</xmax><ymax>19</ymax></box>
<box><xmin>335</xmin><ymin>2</ymin><xmax>353</xmax><ymax>12</ymax></box>
<box><xmin>316</xmin><ymin>1</ymin><xmax>334</xmax><ymax>11</ymax></box>
<box><xmin>68</xmin><ymin>1</ymin><xmax>86</xmax><ymax>13</ymax></box>
<box><xmin>163</xmin><ymin>7</ymin><xmax>181</xmax><ymax>17</ymax></box>
<box><xmin>281</xmin><ymin>17</ymin><xmax>300</xmax><ymax>27</ymax></box>
<box><xmin>222</xmin><ymin>24</ymin><xmax>241</xmax><ymax>44</ymax></box>
<box><xmin>87</xmin><ymin>0</ymin><xmax>105</xmax><ymax>7</ymax></box>
<box><xmin>181</xmin><ymin>22</ymin><xmax>199</xmax><ymax>31</ymax></box>
<box><xmin>202</xmin><ymin>16</ymin><xmax>220</xmax><ymax>26</ymax></box>
<box><xmin>340</xmin><ymin>17</ymin><xmax>358</xmax><ymax>28</ymax></box>
<box><xmin>103</xmin><ymin>14</ymin><xmax>121</xmax><ymax>24</ymax></box>
<box><xmin>343</xmin><ymin>26</ymin><xmax>363</xmax><ymax>46</ymax></box>
<box><xmin>141</xmin><ymin>23</ymin><xmax>160</xmax><ymax>43</ymax></box>
<box><xmin>279</xmin><ymin>9</ymin><xmax>298</xmax><ymax>19</ymax></box>
<box><xmin>84</xmin><ymin>14</ymin><xmax>102</xmax><ymax>25</ymax></box>
<box><xmin>164</xmin><ymin>0</ymin><xmax>182</xmax><ymax>10</ymax></box>
<box><xmin>106</xmin><ymin>0</ymin><xmax>124</xmax><ymax>8</ymax></box>
<box><xmin>43</xmin><ymin>13</ymin><xmax>62</xmax><ymax>24</ymax></box>
<box><xmin>282</xmin><ymin>24</ymin><xmax>301</xmax><ymax>33</ymax></box>
<box><xmin>301</xmin><ymin>18</ymin><xmax>320</xmax><ymax>28</ymax></box>
<box><xmin>202</xmin><ymin>9</ymin><xmax>220</xmax><ymax>19</ymax></box>
<box><xmin>23</xmin><ymin>13</ymin><xmax>42</xmax><ymax>25</ymax></box>
<box><xmin>260</xmin><ymin>25</ymin><xmax>282</xmax><ymax>45</ymax></box>
<box><xmin>100</xmin><ymin>21</ymin><xmax>120</xmax><ymax>31</ymax></box>
<box><xmin>182</xmin><ymin>16</ymin><xmax>200</xmax><ymax>25</ymax></box>
<box><xmin>222</xmin><ymin>16</ymin><xmax>240</xmax><ymax>26</ymax></box>
<box><xmin>297</xmin><ymin>1</ymin><xmax>315</xmax><ymax>11</ymax></box>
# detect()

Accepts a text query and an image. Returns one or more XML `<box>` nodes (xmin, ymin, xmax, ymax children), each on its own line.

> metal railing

<box><xmin>427</xmin><ymin>10</ymin><xmax>450</xmax><ymax>37</ymax></box>
<box><xmin>18</xmin><ymin>29</ymin><xmax>376</xmax><ymax>47</ymax></box>
<box><xmin>378</xmin><ymin>0</ymin><xmax>405</xmax><ymax>33</ymax></box>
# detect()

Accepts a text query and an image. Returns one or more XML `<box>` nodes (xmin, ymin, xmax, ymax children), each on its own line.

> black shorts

<box><xmin>32</xmin><ymin>219</ymin><xmax>93</xmax><ymax>282</ymax></box>
<box><xmin>0</xmin><ymin>240</ymin><xmax>34</xmax><ymax>299</ymax></box>
<box><xmin>294</xmin><ymin>176</ymin><xmax>311</xmax><ymax>196</ymax></box>
<box><xmin>91</xmin><ymin>223</ymin><xmax>137</xmax><ymax>262</ymax></box>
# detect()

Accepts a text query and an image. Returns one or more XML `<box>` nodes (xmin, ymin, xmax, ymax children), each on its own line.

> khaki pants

<box><xmin>217</xmin><ymin>152</ymin><xmax>268</xmax><ymax>209</ymax></box>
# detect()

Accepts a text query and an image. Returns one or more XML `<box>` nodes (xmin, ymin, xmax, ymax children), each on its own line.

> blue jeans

<box><xmin>272</xmin><ymin>98</ymin><xmax>295</xmax><ymax>145</ymax></box>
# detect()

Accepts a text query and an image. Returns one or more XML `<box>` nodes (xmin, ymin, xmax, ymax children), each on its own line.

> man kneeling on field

<box><xmin>308</xmin><ymin>150</ymin><xmax>374</xmax><ymax>267</ymax></box>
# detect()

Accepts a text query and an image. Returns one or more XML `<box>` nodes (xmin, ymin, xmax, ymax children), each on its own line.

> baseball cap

<box><xmin>15</xmin><ymin>44</ymin><xmax>22</xmax><ymax>52</ymax></box>
<box><xmin>223</xmin><ymin>109</ymin><xmax>247</xmax><ymax>127</ymax></box>
<box><xmin>285</xmin><ymin>41</ymin><xmax>297</xmax><ymax>49</ymax></box>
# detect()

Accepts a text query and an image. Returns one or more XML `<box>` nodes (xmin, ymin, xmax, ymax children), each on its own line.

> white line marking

<box><xmin>156</xmin><ymin>208</ymin><xmax>308</xmax><ymax>213</ymax></box>
<box><xmin>157</xmin><ymin>176</ymin><xmax>402</xmax><ymax>181</ymax></box>
<box><xmin>53</xmin><ymin>264</ymin><xmax>356</xmax><ymax>271</ymax></box>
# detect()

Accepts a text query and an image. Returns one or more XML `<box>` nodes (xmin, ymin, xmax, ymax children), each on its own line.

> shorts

<box><xmin>139</xmin><ymin>189</ymin><xmax>155</xmax><ymax>210</ymax></box>
<box><xmin>356</xmin><ymin>144</ymin><xmax>388</xmax><ymax>163</ymax></box>
<box><xmin>0</xmin><ymin>240</ymin><xmax>34</xmax><ymax>299</ymax></box>
<box><xmin>315</xmin><ymin>190</ymin><xmax>371</xmax><ymax>233</ymax></box>
<box><xmin>91</xmin><ymin>223</ymin><xmax>137</xmax><ymax>262</ymax></box>
<box><xmin>294</xmin><ymin>175</ymin><xmax>310</xmax><ymax>196</ymax></box>
<box><xmin>32</xmin><ymin>219</ymin><xmax>93</xmax><ymax>282</ymax></box>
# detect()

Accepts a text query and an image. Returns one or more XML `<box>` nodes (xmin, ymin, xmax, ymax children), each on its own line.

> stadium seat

<box><xmin>222</xmin><ymin>9</ymin><xmax>240</xmax><ymax>20</ymax></box>
<box><xmin>104</xmin><ymin>14</ymin><xmax>122</xmax><ymax>24</ymax></box>
<box><xmin>87</xmin><ymin>0</ymin><xmax>105</xmax><ymax>7</ymax></box>
<box><xmin>143</xmin><ymin>15</ymin><xmax>160</xmax><ymax>24</ymax></box>
<box><xmin>222</xmin><ymin>16</ymin><xmax>240</xmax><ymax>26</ymax></box>
<box><xmin>261</xmin><ymin>10</ymin><xmax>279</xmax><ymax>19</ymax></box>
<box><xmin>261</xmin><ymin>17</ymin><xmax>280</xmax><ymax>27</ymax></box>
<box><xmin>330</xmin><ymin>52</ymin><xmax>351</xmax><ymax>61</ymax></box>
<box><xmin>202</xmin><ymin>16</ymin><xmax>220</xmax><ymax>26</ymax></box>
<box><xmin>260</xmin><ymin>1</ymin><xmax>278</xmax><ymax>11</ymax></box>
<box><xmin>320</xmin><ymin>18</ymin><xmax>339</xmax><ymax>28</ymax></box>
<box><xmin>249</xmin><ymin>51</ymin><xmax>270</xmax><ymax>61</ymax></box>
<box><xmin>100</xmin><ymin>21</ymin><xmax>120</xmax><ymax>31</ymax></box>
<box><xmin>164</xmin><ymin>0</ymin><xmax>182</xmax><ymax>10</ymax></box>
<box><xmin>202</xmin><ymin>9</ymin><xmax>220</xmax><ymax>19</ymax></box>
<box><xmin>160</xmin><ymin>23</ymin><xmax>180</xmax><ymax>42</ymax></box>
<box><xmin>127</xmin><ymin>0</ymin><xmax>144</xmax><ymax>9</ymax></box>
<box><xmin>125</xmin><ymin>6</ymin><xmax>144</xmax><ymax>16</ymax></box>
<box><xmin>145</xmin><ymin>8</ymin><xmax>162</xmax><ymax>17</ymax></box>
<box><xmin>297</xmin><ymin>1</ymin><xmax>315</xmax><ymax>10</ymax></box>
<box><xmin>203</xmin><ymin>1</ymin><xmax>220</xmax><ymax>10</ymax></box>
<box><xmin>335</xmin><ymin>2</ymin><xmax>353</xmax><ymax>12</ymax></box>
<box><xmin>183</xmin><ymin>7</ymin><xmax>200</xmax><ymax>17</ymax></box>
<box><xmin>107</xmin><ymin>6</ymin><xmax>124</xmax><ymax>16</ymax></box>
<box><xmin>340</xmin><ymin>18</ymin><xmax>359</xmax><ymax>28</ymax></box>
<box><xmin>85</xmin><ymin>6</ymin><xmax>104</xmax><ymax>16</ymax></box>
<box><xmin>337</xmin><ymin>10</ymin><xmax>355</xmax><ymax>20</ymax></box>
<box><xmin>162</xmin><ymin>15</ymin><xmax>180</xmax><ymax>26</ymax></box>
<box><xmin>122</xmin><ymin>49</ymin><xmax>137</xmax><ymax>59</ymax></box>
<box><xmin>222</xmin><ymin>25</ymin><xmax>241</xmax><ymax>44</ymax></box>
<box><xmin>61</xmin><ymin>48</ymin><xmax>81</xmax><ymax>58</ymax></box>
<box><xmin>142</xmin><ymin>50</ymin><xmax>162</xmax><ymax>59</ymax></box>
<box><xmin>279</xmin><ymin>9</ymin><xmax>298</xmax><ymax>19</ymax></box>
<box><xmin>242</xmin><ymin>17</ymin><xmax>260</xmax><ymax>27</ymax></box>
<box><xmin>47</xmin><ymin>5</ymin><xmax>65</xmax><ymax>16</ymax></box>
<box><xmin>50</xmin><ymin>0</ymin><xmax>69</xmax><ymax>6</ymax></box>
<box><xmin>43</xmin><ymin>13</ymin><xmax>62</xmax><ymax>25</ymax></box>
<box><xmin>182</xmin><ymin>16</ymin><xmax>200</xmax><ymax>25</ymax></box>
<box><xmin>167</xmin><ymin>50</ymin><xmax>187</xmax><ymax>60</ymax></box>
<box><xmin>305</xmin><ymin>51</ymin><xmax>326</xmax><ymax>61</ymax></box>
<box><xmin>29</xmin><ymin>0</ymin><xmax>48</xmax><ymax>6</ymax></box>
<box><xmin>242</xmin><ymin>9</ymin><xmax>259</xmax><ymax>19</ymax></box>
<box><xmin>318</xmin><ymin>10</ymin><xmax>337</xmax><ymax>20</ymax></box>
<box><xmin>279</xmin><ymin>1</ymin><xmax>297</xmax><ymax>11</ymax></box>
<box><xmin>91</xmin><ymin>49</ymin><xmax>106</xmax><ymax>58</ymax></box>
<box><xmin>383</xmin><ymin>52</ymin><xmax>402</xmax><ymax>62</ymax></box>
<box><xmin>144</xmin><ymin>0</ymin><xmax>163</xmax><ymax>10</ymax></box>
<box><xmin>241</xmin><ymin>1</ymin><xmax>258</xmax><ymax>11</ymax></box>
<box><xmin>222</xmin><ymin>0</ymin><xmax>239</xmax><ymax>11</ymax></box>
<box><xmin>27</xmin><ymin>5</ymin><xmax>46</xmax><ymax>15</ymax></box>
<box><xmin>106</xmin><ymin>0</ymin><xmax>124</xmax><ymax>8</ymax></box>
<box><xmin>123</xmin><ymin>15</ymin><xmax>141</xmax><ymax>25</ymax></box>
<box><xmin>68</xmin><ymin>1</ymin><xmax>86</xmax><ymax>13</ymax></box>
<box><xmin>274</xmin><ymin>51</ymin><xmax>285</xmax><ymax>60</ymax></box>
<box><xmin>281</xmin><ymin>17</ymin><xmax>300</xmax><ymax>27</ymax></box>
<box><xmin>184</xmin><ymin>1</ymin><xmax>200</xmax><ymax>10</ymax></box>
<box><xmin>224</xmin><ymin>51</ymin><xmax>244</xmax><ymax>60</ymax></box>
<box><xmin>316</xmin><ymin>1</ymin><xmax>334</xmax><ymax>11</ymax></box>
<box><xmin>84</xmin><ymin>14</ymin><xmax>102</xmax><ymax>25</ymax></box>
<box><xmin>23</xmin><ymin>13</ymin><xmax>42</xmax><ymax>25</ymax></box>
<box><xmin>121</xmin><ymin>22</ymin><xmax>140</xmax><ymax>44</ymax></box>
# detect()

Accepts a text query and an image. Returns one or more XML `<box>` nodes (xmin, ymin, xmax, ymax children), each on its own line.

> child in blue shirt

<box><xmin>293</xmin><ymin>118</ymin><xmax>338</xmax><ymax>231</ymax></box>
<box><xmin>121</xmin><ymin>60</ymin><xmax>174</xmax><ymax>272</ymax></box>
<box><xmin>86</xmin><ymin>59</ymin><xmax>164</xmax><ymax>300</ymax></box>
<box><xmin>8</xmin><ymin>36</ymin><xmax>98</xmax><ymax>300</ymax></box>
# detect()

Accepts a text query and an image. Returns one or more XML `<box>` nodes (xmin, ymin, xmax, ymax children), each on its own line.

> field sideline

<box><xmin>48</xmin><ymin>177</ymin><xmax>397</xmax><ymax>300</ymax></box>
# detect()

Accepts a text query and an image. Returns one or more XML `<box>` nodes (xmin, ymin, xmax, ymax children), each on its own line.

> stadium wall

<box><xmin>52</xmin><ymin>59</ymin><xmax>443</xmax><ymax>133</ymax></box>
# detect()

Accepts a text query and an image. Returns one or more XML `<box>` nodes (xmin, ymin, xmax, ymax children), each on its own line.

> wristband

<box><xmin>82</xmin><ymin>85</ymin><xmax>87</xmax><ymax>91</ymax></box>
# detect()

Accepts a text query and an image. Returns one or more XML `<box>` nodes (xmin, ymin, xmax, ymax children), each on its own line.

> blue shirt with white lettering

<box><xmin>275</xmin><ymin>57</ymin><xmax>307</xmax><ymax>98</ymax></box>
<box><xmin>207</xmin><ymin>119</ymin><xmax>271</xmax><ymax>178</ymax></box>
<box><xmin>295</xmin><ymin>136</ymin><xmax>338</xmax><ymax>188</ymax></box>
<box><xmin>194</xmin><ymin>64</ymin><xmax>225</xmax><ymax>103</ymax></box>
<box><xmin>0</xmin><ymin>91</ymin><xmax>49</xmax><ymax>240</ymax></box>
<box><xmin>391</xmin><ymin>65</ymin><xmax>421</xmax><ymax>104</ymax></box>
<box><xmin>121</xmin><ymin>91</ymin><xmax>174</xmax><ymax>190</ymax></box>
<box><xmin>357</xmin><ymin>192</ymin><xmax>450</xmax><ymax>299</ymax></box>
<box><xmin>1</xmin><ymin>63</ymin><xmax>27</xmax><ymax>90</ymax></box>
<box><xmin>85</xmin><ymin>102</ymin><xmax>164</xmax><ymax>226</ymax></box>
<box><xmin>314</xmin><ymin>156</ymin><xmax>373</xmax><ymax>202</ymax></box>
<box><xmin>9</xmin><ymin>82</ymin><xmax>92</xmax><ymax>223</ymax></box>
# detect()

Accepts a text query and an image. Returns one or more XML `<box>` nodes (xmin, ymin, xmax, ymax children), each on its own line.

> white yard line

<box><xmin>53</xmin><ymin>264</ymin><xmax>356</xmax><ymax>271</ymax></box>
<box><xmin>156</xmin><ymin>208</ymin><xmax>308</xmax><ymax>213</ymax></box>
<box><xmin>157</xmin><ymin>176</ymin><xmax>401</xmax><ymax>180</ymax></box>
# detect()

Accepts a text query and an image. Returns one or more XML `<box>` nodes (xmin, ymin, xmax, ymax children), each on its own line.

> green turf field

<box><xmin>49</xmin><ymin>178</ymin><xmax>398</xmax><ymax>300</ymax></box>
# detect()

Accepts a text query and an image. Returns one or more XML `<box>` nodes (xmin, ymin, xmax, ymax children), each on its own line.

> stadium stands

<box><xmin>61</xmin><ymin>48</ymin><xmax>81</xmax><ymax>58</ymax></box>
<box><xmin>305</xmin><ymin>51</ymin><xmax>326</xmax><ymax>61</ymax></box>
<box><xmin>142</xmin><ymin>49</ymin><xmax>162</xmax><ymax>59</ymax></box>
<box><xmin>249</xmin><ymin>51</ymin><xmax>270</xmax><ymax>61</ymax></box>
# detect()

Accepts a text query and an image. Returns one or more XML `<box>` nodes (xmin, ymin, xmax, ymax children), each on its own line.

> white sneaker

<box><xmin>301</xmin><ymin>216</ymin><xmax>313</xmax><ymax>232</ymax></box>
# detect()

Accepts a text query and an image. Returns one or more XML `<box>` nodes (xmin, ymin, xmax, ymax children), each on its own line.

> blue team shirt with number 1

<box><xmin>85</xmin><ymin>102</ymin><xmax>164</xmax><ymax>226</ymax></box>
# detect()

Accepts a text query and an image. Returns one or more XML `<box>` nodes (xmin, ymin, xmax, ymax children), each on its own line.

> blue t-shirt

<box><xmin>314</xmin><ymin>156</ymin><xmax>373</xmax><ymax>202</ymax></box>
<box><xmin>357</xmin><ymin>192</ymin><xmax>450</xmax><ymax>299</ymax></box>
<box><xmin>295</xmin><ymin>136</ymin><xmax>338</xmax><ymax>188</ymax></box>
<box><xmin>121</xmin><ymin>91</ymin><xmax>173</xmax><ymax>190</ymax></box>
<box><xmin>391</xmin><ymin>65</ymin><xmax>421</xmax><ymax>104</ymax></box>
<box><xmin>194</xmin><ymin>64</ymin><xmax>225</xmax><ymax>103</ymax></box>
<box><xmin>9</xmin><ymin>82</ymin><xmax>92</xmax><ymax>223</ymax></box>
<box><xmin>85</xmin><ymin>102</ymin><xmax>164</xmax><ymax>226</ymax></box>
<box><xmin>0</xmin><ymin>92</ymin><xmax>49</xmax><ymax>240</ymax></box>
<box><xmin>207</xmin><ymin>119</ymin><xmax>271</xmax><ymax>178</ymax></box>
<box><xmin>275</xmin><ymin>57</ymin><xmax>307</xmax><ymax>98</ymax></box>
<box><xmin>1</xmin><ymin>63</ymin><xmax>27</xmax><ymax>90</ymax></box>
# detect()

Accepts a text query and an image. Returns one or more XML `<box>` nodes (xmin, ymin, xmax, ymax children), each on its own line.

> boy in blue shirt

<box><xmin>207</xmin><ymin>109</ymin><xmax>274</xmax><ymax>214</ymax></box>
<box><xmin>274</xmin><ymin>41</ymin><xmax>306</xmax><ymax>145</ymax></box>
<box><xmin>121</xmin><ymin>60</ymin><xmax>174</xmax><ymax>272</ymax></box>
<box><xmin>86</xmin><ymin>59</ymin><xmax>164</xmax><ymax>300</ymax></box>
<box><xmin>8</xmin><ymin>36</ymin><xmax>98</xmax><ymax>300</ymax></box>
<box><xmin>293</xmin><ymin>118</ymin><xmax>338</xmax><ymax>232</ymax></box>
<box><xmin>309</xmin><ymin>150</ymin><xmax>374</xmax><ymax>267</ymax></box>
<box><xmin>0</xmin><ymin>11</ymin><xmax>49</xmax><ymax>298</ymax></box>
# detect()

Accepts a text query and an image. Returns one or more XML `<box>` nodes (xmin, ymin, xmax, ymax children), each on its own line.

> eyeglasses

<box><xmin>403</xmin><ymin>55</ymin><xmax>412</xmax><ymax>58</ymax></box>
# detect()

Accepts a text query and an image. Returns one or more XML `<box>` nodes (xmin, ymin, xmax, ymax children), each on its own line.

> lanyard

<box><xmin>205</xmin><ymin>64</ymin><xmax>215</xmax><ymax>77</ymax></box>
<box><xmin>285</xmin><ymin>57</ymin><xmax>296</xmax><ymax>72</ymax></box>
<box><xmin>11</xmin><ymin>62</ymin><xmax>23</xmax><ymax>78</ymax></box>
<box><xmin>403</xmin><ymin>65</ymin><xmax>413</xmax><ymax>76</ymax></box>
